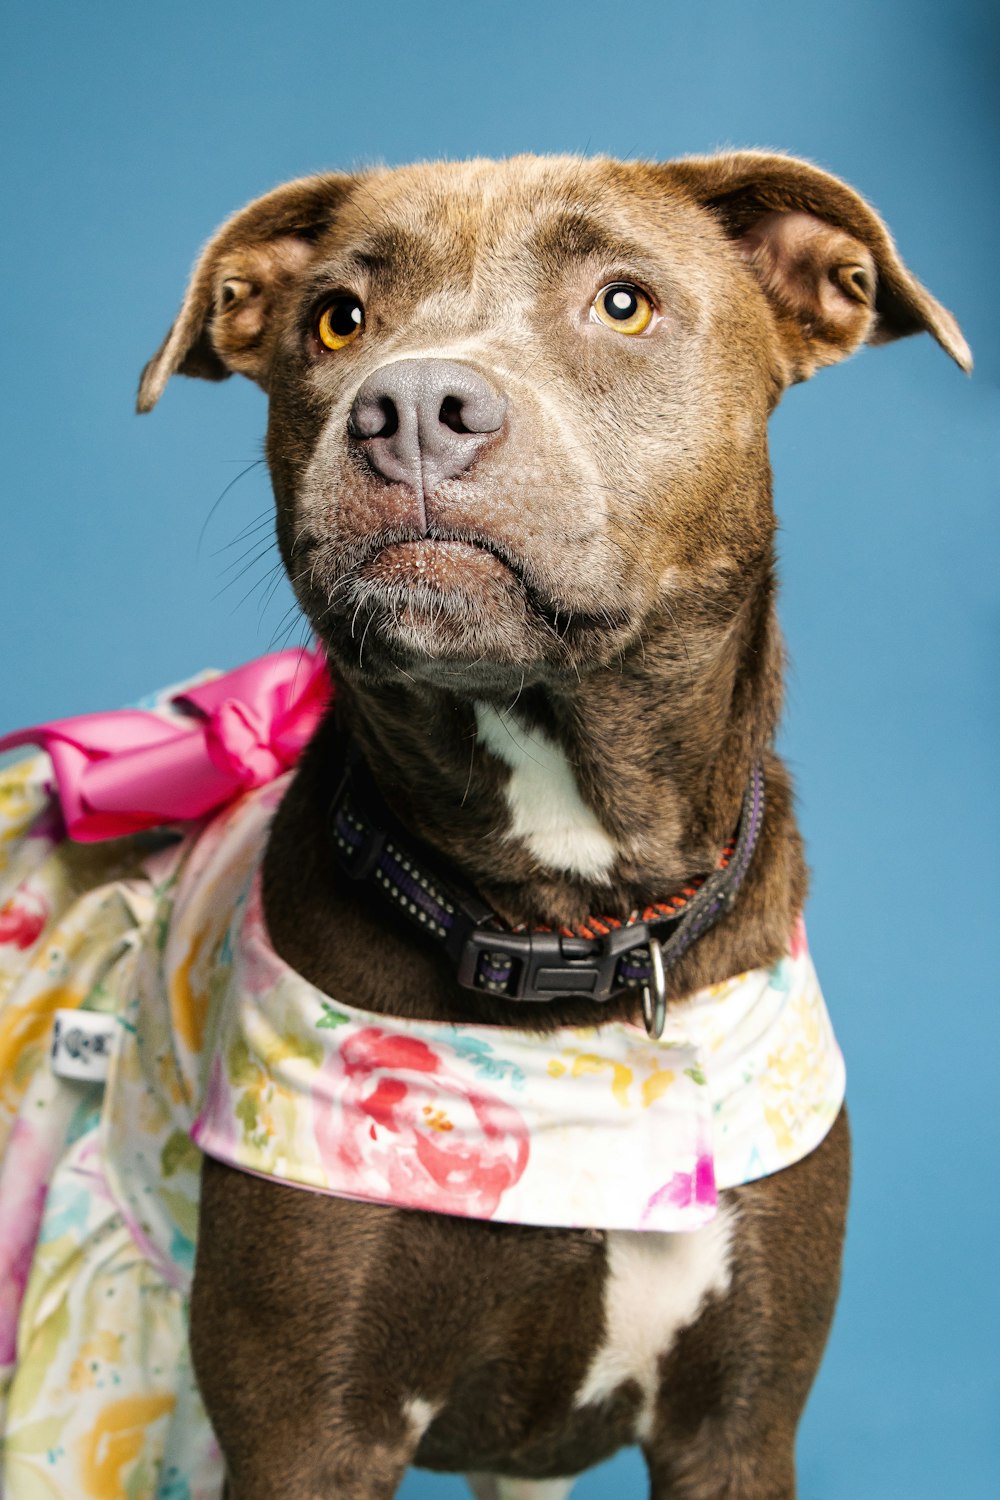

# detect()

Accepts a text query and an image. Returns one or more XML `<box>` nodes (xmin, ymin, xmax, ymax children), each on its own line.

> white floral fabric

<box><xmin>0</xmin><ymin>733</ymin><xmax>844</xmax><ymax>1498</ymax></box>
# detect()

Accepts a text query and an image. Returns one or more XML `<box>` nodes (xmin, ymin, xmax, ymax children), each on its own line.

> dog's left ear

<box><xmin>137</xmin><ymin>172</ymin><xmax>355</xmax><ymax>413</ymax></box>
<box><xmin>664</xmin><ymin>151</ymin><xmax>971</xmax><ymax>382</ymax></box>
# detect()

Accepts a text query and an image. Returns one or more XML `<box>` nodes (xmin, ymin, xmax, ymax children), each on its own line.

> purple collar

<box><xmin>328</xmin><ymin>743</ymin><xmax>765</xmax><ymax>1039</ymax></box>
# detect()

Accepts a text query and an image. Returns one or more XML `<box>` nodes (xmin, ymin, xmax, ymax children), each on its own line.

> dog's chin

<box><xmin>306</xmin><ymin>537</ymin><xmax>641</xmax><ymax>692</ymax></box>
<box><xmin>314</xmin><ymin>538</ymin><xmax>545</xmax><ymax>690</ymax></box>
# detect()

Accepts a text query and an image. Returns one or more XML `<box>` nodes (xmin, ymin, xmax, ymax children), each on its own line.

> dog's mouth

<box><xmin>359</xmin><ymin>536</ymin><xmax>519</xmax><ymax>592</ymax></box>
<box><xmin>316</xmin><ymin>525</ymin><xmax>536</xmax><ymax>616</ymax></box>
<box><xmin>296</xmin><ymin>524</ymin><xmax>635</xmax><ymax>685</ymax></box>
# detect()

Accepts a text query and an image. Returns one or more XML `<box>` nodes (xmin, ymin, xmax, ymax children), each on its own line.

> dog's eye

<box><xmin>591</xmin><ymin>283</ymin><xmax>655</xmax><ymax>336</ymax></box>
<box><xmin>317</xmin><ymin>296</ymin><xmax>365</xmax><ymax>351</ymax></box>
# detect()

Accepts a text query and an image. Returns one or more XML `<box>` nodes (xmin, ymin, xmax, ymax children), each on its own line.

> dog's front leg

<box><xmin>205</xmin><ymin>1370</ymin><xmax>417</xmax><ymax>1500</ymax></box>
<box><xmin>192</xmin><ymin>1157</ymin><xmax>431</xmax><ymax>1500</ymax></box>
<box><xmin>215</xmin><ymin>1409</ymin><xmax>414</xmax><ymax>1500</ymax></box>
<box><xmin>641</xmin><ymin>1108</ymin><xmax>849</xmax><ymax>1500</ymax></box>
<box><xmin>222</xmin><ymin>1448</ymin><xmax>409</xmax><ymax>1500</ymax></box>
<box><xmin>644</xmin><ymin>1442</ymin><xmax>795</xmax><ymax>1500</ymax></box>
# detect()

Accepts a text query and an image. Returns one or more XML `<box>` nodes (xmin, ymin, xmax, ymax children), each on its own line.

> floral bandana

<box><xmin>182</xmin><ymin>799</ymin><xmax>843</xmax><ymax>1233</ymax></box>
<box><xmin>0</xmin><ymin>689</ymin><xmax>844</xmax><ymax>1497</ymax></box>
<box><xmin>99</xmin><ymin>767</ymin><xmax>845</xmax><ymax>1255</ymax></box>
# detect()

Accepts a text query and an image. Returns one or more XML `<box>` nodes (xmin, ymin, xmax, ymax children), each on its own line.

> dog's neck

<box><xmin>329</xmin><ymin>559</ymin><xmax>788</xmax><ymax>935</ymax></box>
<box><xmin>265</xmin><ymin>558</ymin><xmax>805</xmax><ymax>1016</ymax></box>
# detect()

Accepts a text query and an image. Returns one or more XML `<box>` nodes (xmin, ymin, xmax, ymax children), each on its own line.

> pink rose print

<box><xmin>0</xmin><ymin>886</ymin><xmax>49</xmax><ymax>950</ymax></box>
<box><xmin>314</xmin><ymin>1028</ymin><xmax>529</xmax><ymax>1218</ymax></box>
<box><xmin>0</xmin><ymin>1119</ymin><xmax>58</xmax><ymax>1362</ymax></box>
<box><xmin>642</xmin><ymin>1153</ymin><xmax>717</xmax><ymax>1227</ymax></box>
<box><xmin>789</xmin><ymin>915</ymin><xmax>808</xmax><ymax>960</ymax></box>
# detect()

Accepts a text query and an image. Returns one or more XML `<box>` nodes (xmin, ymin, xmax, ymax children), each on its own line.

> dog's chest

<box><xmin>574</xmin><ymin>1205</ymin><xmax>736</xmax><ymax>1440</ymax></box>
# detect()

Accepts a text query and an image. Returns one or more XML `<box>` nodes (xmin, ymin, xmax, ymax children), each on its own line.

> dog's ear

<box><xmin>137</xmin><ymin>173</ymin><xmax>355</xmax><ymax>413</ymax></box>
<box><xmin>664</xmin><ymin>151</ymin><xmax>971</xmax><ymax>382</ymax></box>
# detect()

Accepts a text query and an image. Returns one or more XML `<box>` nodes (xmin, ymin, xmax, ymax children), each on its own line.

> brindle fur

<box><xmin>140</xmin><ymin>152</ymin><xmax>967</xmax><ymax>1498</ymax></box>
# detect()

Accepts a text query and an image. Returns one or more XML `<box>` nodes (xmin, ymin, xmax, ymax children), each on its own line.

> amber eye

<box><xmin>317</xmin><ymin>295</ymin><xmax>365</xmax><ymax>350</ymax></box>
<box><xmin>591</xmin><ymin>283</ymin><xmax>655</xmax><ymax>336</ymax></box>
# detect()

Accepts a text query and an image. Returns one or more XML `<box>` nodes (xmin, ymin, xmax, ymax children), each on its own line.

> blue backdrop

<box><xmin>2</xmin><ymin>2</ymin><xmax>997</xmax><ymax>1495</ymax></box>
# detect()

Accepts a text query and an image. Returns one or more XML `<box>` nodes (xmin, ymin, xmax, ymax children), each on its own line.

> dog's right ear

<box><xmin>661</xmin><ymin>151</ymin><xmax>971</xmax><ymax>383</ymax></box>
<box><xmin>137</xmin><ymin>173</ymin><xmax>355</xmax><ymax>413</ymax></box>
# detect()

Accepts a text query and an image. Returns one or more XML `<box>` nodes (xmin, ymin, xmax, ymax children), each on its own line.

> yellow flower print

<box><xmin>640</xmin><ymin>1065</ymin><xmax>676</xmax><ymax>1108</ymax></box>
<box><xmin>547</xmin><ymin>1048</ymin><xmax>677</xmax><ymax>1109</ymax></box>
<box><xmin>68</xmin><ymin>1331</ymin><xmax>125</xmax><ymax>1392</ymax></box>
<box><xmin>0</xmin><ymin>758</ymin><xmax>47</xmax><ymax>851</ymax></box>
<box><xmin>568</xmin><ymin>1052</ymin><xmax>634</xmax><ymax>1107</ymax></box>
<box><xmin>169</xmin><ymin>935</ymin><xmax>208</xmax><ymax>1054</ymax></box>
<box><xmin>0</xmin><ymin>985</ymin><xmax>83</xmax><ymax>1105</ymax></box>
<box><xmin>79</xmin><ymin>1393</ymin><xmax>175</xmax><ymax>1499</ymax></box>
<box><xmin>761</xmin><ymin>986</ymin><xmax>828</xmax><ymax>1156</ymax></box>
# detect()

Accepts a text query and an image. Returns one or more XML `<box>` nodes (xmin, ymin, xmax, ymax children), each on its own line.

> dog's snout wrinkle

<box><xmin>348</xmin><ymin>359</ymin><xmax>507</xmax><ymax>519</ymax></box>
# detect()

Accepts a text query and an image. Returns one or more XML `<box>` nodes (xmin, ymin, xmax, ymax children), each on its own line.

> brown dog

<box><xmin>139</xmin><ymin>152</ymin><xmax>969</xmax><ymax>1499</ymax></box>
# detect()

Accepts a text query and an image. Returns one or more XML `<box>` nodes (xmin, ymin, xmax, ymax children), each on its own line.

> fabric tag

<box><xmin>51</xmin><ymin>1009</ymin><xmax>117</xmax><ymax>1082</ymax></box>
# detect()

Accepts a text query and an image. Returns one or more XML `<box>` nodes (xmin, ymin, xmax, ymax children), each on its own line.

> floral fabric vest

<box><xmin>0</xmin><ymin>735</ymin><xmax>844</xmax><ymax>1499</ymax></box>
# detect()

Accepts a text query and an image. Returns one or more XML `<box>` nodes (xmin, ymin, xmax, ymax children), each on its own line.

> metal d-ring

<box><xmin>642</xmin><ymin>936</ymin><xmax>667</xmax><ymax>1039</ymax></box>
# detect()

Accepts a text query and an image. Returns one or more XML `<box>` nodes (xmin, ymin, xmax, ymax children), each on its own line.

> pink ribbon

<box><xmin>0</xmin><ymin>649</ymin><xmax>332</xmax><ymax>842</ymax></box>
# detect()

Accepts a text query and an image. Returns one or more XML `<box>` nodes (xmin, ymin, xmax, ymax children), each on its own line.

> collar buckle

<box><xmin>455</xmin><ymin>921</ymin><xmax>675</xmax><ymax>1006</ymax></box>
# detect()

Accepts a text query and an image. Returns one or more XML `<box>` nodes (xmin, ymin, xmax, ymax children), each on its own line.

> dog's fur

<box><xmin>139</xmin><ymin>153</ymin><xmax>968</xmax><ymax>1499</ymax></box>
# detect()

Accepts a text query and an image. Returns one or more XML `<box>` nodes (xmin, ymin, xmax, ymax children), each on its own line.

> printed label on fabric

<box><xmin>51</xmin><ymin>1008</ymin><xmax>118</xmax><ymax>1081</ymax></box>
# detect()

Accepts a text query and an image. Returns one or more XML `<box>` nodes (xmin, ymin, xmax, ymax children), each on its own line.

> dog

<box><xmin>2</xmin><ymin>151</ymin><xmax>968</xmax><ymax>1500</ymax></box>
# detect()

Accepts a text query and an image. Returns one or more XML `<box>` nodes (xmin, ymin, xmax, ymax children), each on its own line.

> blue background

<box><xmin>2</xmin><ymin>2</ymin><xmax>997</xmax><ymax>1495</ymax></box>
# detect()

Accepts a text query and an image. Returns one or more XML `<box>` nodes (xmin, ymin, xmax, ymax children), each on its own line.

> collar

<box><xmin>329</xmin><ymin>739</ymin><xmax>765</xmax><ymax>1035</ymax></box>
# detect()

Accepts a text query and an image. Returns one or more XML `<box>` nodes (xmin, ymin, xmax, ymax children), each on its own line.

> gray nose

<box><xmin>348</xmin><ymin>359</ymin><xmax>507</xmax><ymax>499</ymax></box>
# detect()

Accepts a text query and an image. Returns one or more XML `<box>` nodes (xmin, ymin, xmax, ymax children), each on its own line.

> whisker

<box><xmin>198</xmin><ymin>458</ymin><xmax>267</xmax><ymax>553</ymax></box>
<box><xmin>257</xmin><ymin>562</ymin><xmax>289</xmax><ymax>620</ymax></box>
<box><xmin>230</xmin><ymin>560</ymin><xmax>283</xmax><ymax>616</ymax></box>
<box><xmin>460</xmin><ymin>734</ymin><xmax>477</xmax><ymax>808</ymax></box>
<box><xmin>211</xmin><ymin>510</ymin><xmax>274</xmax><ymax>557</ymax></box>
<box><xmin>506</xmin><ymin>670</ymin><xmax>527</xmax><ymax>716</ymax></box>
<box><xmin>489</xmin><ymin>701</ymin><xmax>558</xmax><ymax>772</ymax></box>
<box><xmin>213</xmin><ymin>541</ymin><xmax>278</xmax><ymax>596</ymax></box>
<box><xmin>357</xmin><ymin>607</ymin><xmax>376</xmax><ymax>668</ymax></box>
<box><xmin>216</xmin><ymin>536</ymin><xmax>278</xmax><ymax>579</ymax></box>
<box><xmin>267</xmin><ymin>599</ymin><xmax>307</xmax><ymax>652</ymax></box>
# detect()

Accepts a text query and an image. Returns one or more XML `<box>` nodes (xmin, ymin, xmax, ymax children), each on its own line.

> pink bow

<box><xmin>0</xmin><ymin>649</ymin><xmax>332</xmax><ymax>842</ymax></box>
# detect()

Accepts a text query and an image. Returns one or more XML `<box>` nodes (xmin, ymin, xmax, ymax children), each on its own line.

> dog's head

<box><xmin>139</xmin><ymin>153</ymin><xmax>968</xmax><ymax>697</ymax></box>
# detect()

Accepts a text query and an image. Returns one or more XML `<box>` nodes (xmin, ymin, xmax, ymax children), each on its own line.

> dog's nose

<box><xmin>348</xmin><ymin>359</ymin><xmax>507</xmax><ymax>498</ymax></box>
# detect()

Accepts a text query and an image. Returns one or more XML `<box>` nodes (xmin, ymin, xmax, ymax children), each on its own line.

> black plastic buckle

<box><xmin>455</xmin><ymin>923</ymin><xmax>662</xmax><ymax>1004</ymax></box>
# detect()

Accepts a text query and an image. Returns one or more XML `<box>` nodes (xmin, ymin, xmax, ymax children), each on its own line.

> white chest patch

<box><xmin>574</xmin><ymin>1205</ymin><xmax>736</xmax><ymax>1441</ymax></box>
<box><xmin>474</xmin><ymin>704</ymin><xmax>617</xmax><ymax>880</ymax></box>
<box><xmin>466</xmin><ymin>1478</ymin><xmax>577</xmax><ymax>1500</ymax></box>
<box><xmin>403</xmin><ymin>1396</ymin><xmax>438</xmax><ymax>1440</ymax></box>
